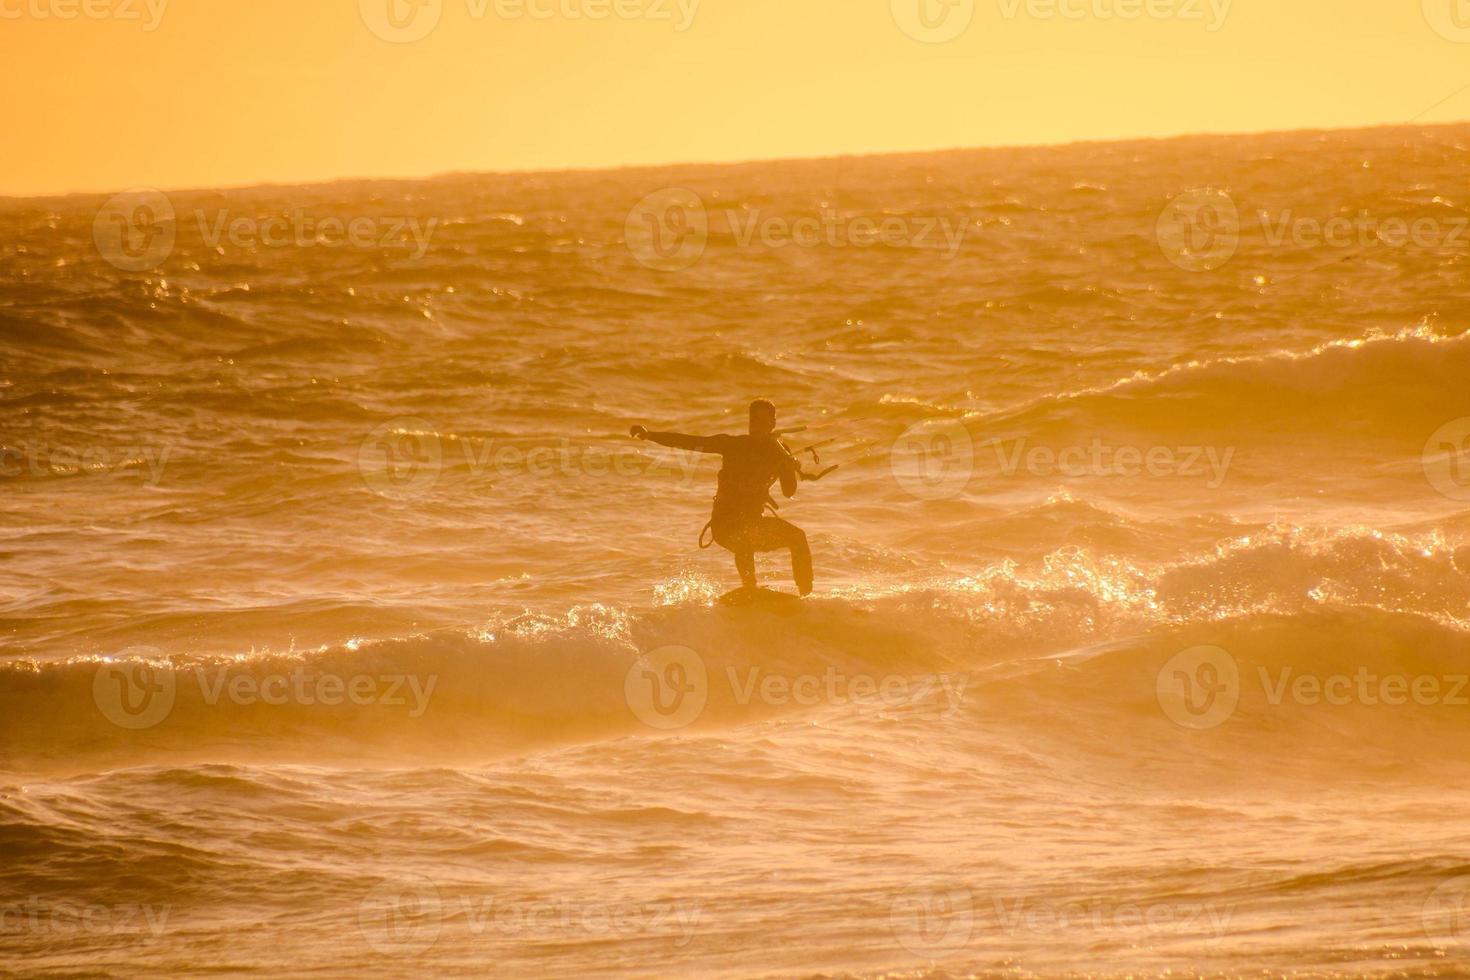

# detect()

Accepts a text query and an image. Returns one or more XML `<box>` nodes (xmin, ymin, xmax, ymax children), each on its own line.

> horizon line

<box><xmin>4</xmin><ymin>117</ymin><xmax>1467</xmax><ymax>204</ymax></box>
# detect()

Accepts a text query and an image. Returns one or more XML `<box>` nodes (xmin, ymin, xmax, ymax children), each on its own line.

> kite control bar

<box><xmin>780</xmin><ymin>436</ymin><xmax>840</xmax><ymax>482</ymax></box>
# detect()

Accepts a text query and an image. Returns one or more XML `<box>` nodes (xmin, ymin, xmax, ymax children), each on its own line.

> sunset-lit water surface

<box><xmin>3</xmin><ymin>124</ymin><xmax>1470</xmax><ymax>976</ymax></box>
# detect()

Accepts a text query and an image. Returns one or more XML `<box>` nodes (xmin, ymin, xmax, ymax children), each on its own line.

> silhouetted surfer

<box><xmin>631</xmin><ymin>399</ymin><xmax>815</xmax><ymax>596</ymax></box>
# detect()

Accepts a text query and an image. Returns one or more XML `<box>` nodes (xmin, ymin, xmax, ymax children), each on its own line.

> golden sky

<box><xmin>2</xmin><ymin>0</ymin><xmax>1468</xmax><ymax>197</ymax></box>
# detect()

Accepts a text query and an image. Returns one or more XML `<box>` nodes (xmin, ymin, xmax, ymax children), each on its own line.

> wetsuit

<box><xmin>643</xmin><ymin>432</ymin><xmax>814</xmax><ymax>594</ymax></box>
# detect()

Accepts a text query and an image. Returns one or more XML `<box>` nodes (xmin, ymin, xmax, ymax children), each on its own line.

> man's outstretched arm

<box><xmin>630</xmin><ymin>426</ymin><xmax>725</xmax><ymax>454</ymax></box>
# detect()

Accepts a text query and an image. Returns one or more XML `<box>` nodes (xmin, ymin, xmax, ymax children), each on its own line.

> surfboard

<box><xmin>717</xmin><ymin>587</ymin><xmax>804</xmax><ymax>608</ymax></box>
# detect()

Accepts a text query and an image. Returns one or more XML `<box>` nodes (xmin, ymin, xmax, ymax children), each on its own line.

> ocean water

<box><xmin>3</xmin><ymin>124</ymin><xmax>1470</xmax><ymax>977</ymax></box>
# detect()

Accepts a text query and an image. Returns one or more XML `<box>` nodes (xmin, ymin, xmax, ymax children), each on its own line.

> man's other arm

<box><xmin>630</xmin><ymin>426</ymin><xmax>727</xmax><ymax>454</ymax></box>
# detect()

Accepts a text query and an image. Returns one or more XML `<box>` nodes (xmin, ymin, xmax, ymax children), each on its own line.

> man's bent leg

<box><xmin>749</xmin><ymin>518</ymin><xmax>813</xmax><ymax>596</ymax></box>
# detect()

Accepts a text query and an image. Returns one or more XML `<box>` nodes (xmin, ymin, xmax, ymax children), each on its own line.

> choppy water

<box><xmin>3</xmin><ymin>124</ymin><xmax>1470</xmax><ymax>977</ymax></box>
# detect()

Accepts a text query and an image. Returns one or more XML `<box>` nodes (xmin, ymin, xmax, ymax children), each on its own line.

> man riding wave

<box><xmin>631</xmin><ymin>399</ymin><xmax>815</xmax><ymax>596</ymax></box>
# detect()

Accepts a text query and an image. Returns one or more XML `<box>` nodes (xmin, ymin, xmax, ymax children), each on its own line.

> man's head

<box><xmin>748</xmin><ymin>399</ymin><xmax>776</xmax><ymax>436</ymax></box>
